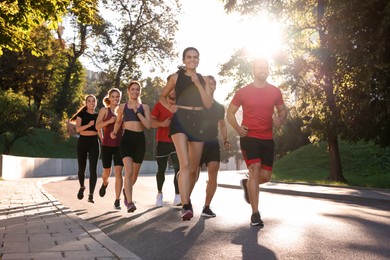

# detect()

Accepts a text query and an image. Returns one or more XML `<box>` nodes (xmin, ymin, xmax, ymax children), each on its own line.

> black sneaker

<box><xmin>88</xmin><ymin>194</ymin><xmax>94</xmax><ymax>203</ymax></box>
<box><xmin>201</xmin><ymin>206</ymin><xmax>216</xmax><ymax>218</ymax></box>
<box><xmin>127</xmin><ymin>202</ymin><xmax>136</xmax><ymax>213</ymax></box>
<box><xmin>251</xmin><ymin>212</ymin><xmax>264</xmax><ymax>227</ymax></box>
<box><xmin>114</xmin><ymin>199</ymin><xmax>121</xmax><ymax>210</ymax></box>
<box><xmin>77</xmin><ymin>187</ymin><xmax>85</xmax><ymax>200</ymax></box>
<box><xmin>181</xmin><ymin>204</ymin><xmax>193</xmax><ymax>221</ymax></box>
<box><xmin>99</xmin><ymin>183</ymin><xmax>108</xmax><ymax>197</ymax></box>
<box><xmin>240</xmin><ymin>179</ymin><xmax>250</xmax><ymax>204</ymax></box>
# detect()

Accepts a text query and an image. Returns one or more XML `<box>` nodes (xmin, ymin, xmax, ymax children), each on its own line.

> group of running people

<box><xmin>71</xmin><ymin>46</ymin><xmax>287</xmax><ymax>226</ymax></box>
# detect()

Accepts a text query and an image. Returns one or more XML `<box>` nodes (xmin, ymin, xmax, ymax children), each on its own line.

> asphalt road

<box><xmin>43</xmin><ymin>172</ymin><xmax>390</xmax><ymax>260</ymax></box>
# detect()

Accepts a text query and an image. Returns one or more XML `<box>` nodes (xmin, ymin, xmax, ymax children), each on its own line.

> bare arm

<box><xmin>226</xmin><ymin>103</ymin><xmax>248</xmax><ymax>137</ymax></box>
<box><xmin>151</xmin><ymin>115</ymin><xmax>171</xmax><ymax>128</ymax></box>
<box><xmin>273</xmin><ymin>104</ymin><xmax>287</xmax><ymax>128</ymax></box>
<box><xmin>95</xmin><ymin>107</ymin><xmax>116</xmax><ymax>130</ymax></box>
<box><xmin>136</xmin><ymin>104</ymin><xmax>151</xmax><ymax>130</ymax></box>
<box><xmin>159</xmin><ymin>74</ymin><xmax>178</xmax><ymax>113</ymax></box>
<box><xmin>218</xmin><ymin>119</ymin><xmax>230</xmax><ymax>151</ymax></box>
<box><xmin>110</xmin><ymin>104</ymin><xmax>124</xmax><ymax>139</ymax></box>
<box><xmin>75</xmin><ymin>116</ymin><xmax>94</xmax><ymax>133</ymax></box>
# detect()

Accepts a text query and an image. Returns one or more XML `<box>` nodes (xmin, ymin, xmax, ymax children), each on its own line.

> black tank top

<box><xmin>175</xmin><ymin>71</ymin><xmax>206</xmax><ymax>107</ymax></box>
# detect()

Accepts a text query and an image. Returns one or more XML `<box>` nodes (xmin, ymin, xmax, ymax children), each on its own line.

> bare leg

<box><xmin>204</xmin><ymin>161</ymin><xmax>219</xmax><ymax>206</ymax></box>
<box><xmin>171</xmin><ymin>133</ymin><xmax>190</xmax><ymax>205</ymax></box>
<box><xmin>114</xmin><ymin>165</ymin><xmax>123</xmax><ymax>200</ymax></box>
<box><xmin>101</xmin><ymin>168</ymin><xmax>111</xmax><ymax>186</ymax></box>
<box><xmin>247</xmin><ymin>163</ymin><xmax>272</xmax><ymax>213</ymax></box>
<box><xmin>123</xmin><ymin>157</ymin><xmax>134</xmax><ymax>203</ymax></box>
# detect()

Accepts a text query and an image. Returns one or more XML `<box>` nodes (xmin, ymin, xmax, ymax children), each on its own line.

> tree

<box><xmin>54</xmin><ymin>0</ymin><xmax>102</xmax><ymax>118</ymax></box>
<box><xmin>94</xmin><ymin>0</ymin><xmax>180</xmax><ymax>88</ymax></box>
<box><xmin>0</xmin><ymin>90</ymin><xmax>38</xmax><ymax>154</ymax></box>
<box><xmin>0</xmin><ymin>0</ymin><xmax>69</xmax><ymax>55</ymax></box>
<box><xmin>220</xmin><ymin>0</ymin><xmax>390</xmax><ymax>182</ymax></box>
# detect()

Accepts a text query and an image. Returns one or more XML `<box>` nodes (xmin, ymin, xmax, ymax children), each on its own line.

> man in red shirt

<box><xmin>151</xmin><ymin>89</ymin><xmax>181</xmax><ymax>207</ymax></box>
<box><xmin>227</xmin><ymin>58</ymin><xmax>287</xmax><ymax>227</ymax></box>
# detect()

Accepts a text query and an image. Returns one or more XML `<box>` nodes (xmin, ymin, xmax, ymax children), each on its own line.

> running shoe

<box><xmin>240</xmin><ymin>179</ymin><xmax>250</xmax><ymax>204</ymax></box>
<box><xmin>250</xmin><ymin>212</ymin><xmax>264</xmax><ymax>227</ymax></box>
<box><xmin>156</xmin><ymin>193</ymin><xmax>163</xmax><ymax>207</ymax></box>
<box><xmin>77</xmin><ymin>187</ymin><xmax>85</xmax><ymax>200</ymax></box>
<box><xmin>127</xmin><ymin>202</ymin><xmax>137</xmax><ymax>213</ymax></box>
<box><xmin>99</xmin><ymin>183</ymin><xmax>108</xmax><ymax>197</ymax></box>
<box><xmin>88</xmin><ymin>194</ymin><xmax>94</xmax><ymax>203</ymax></box>
<box><xmin>201</xmin><ymin>206</ymin><xmax>216</xmax><ymax>218</ymax></box>
<box><xmin>181</xmin><ymin>204</ymin><xmax>193</xmax><ymax>221</ymax></box>
<box><xmin>123</xmin><ymin>189</ymin><xmax>129</xmax><ymax>207</ymax></box>
<box><xmin>114</xmin><ymin>199</ymin><xmax>121</xmax><ymax>210</ymax></box>
<box><xmin>173</xmin><ymin>194</ymin><xmax>181</xmax><ymax>206</ymax></box>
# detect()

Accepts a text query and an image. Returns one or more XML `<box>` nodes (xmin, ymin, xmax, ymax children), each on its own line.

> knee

<box><xmin>259</xmin><ymin>171</ymin><xmax>272</xmax><ymax>184</ymax></box>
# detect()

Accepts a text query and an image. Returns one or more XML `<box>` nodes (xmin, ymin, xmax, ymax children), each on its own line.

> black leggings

<box><xmin>77</xmin><ymin>135</ymin><xmax>100</xmax><ymax>194</ymax></box>
<box><xmin>156</xmin><ymin>153</ymin><xmax>179</xmax><ymax>194</ymax></box>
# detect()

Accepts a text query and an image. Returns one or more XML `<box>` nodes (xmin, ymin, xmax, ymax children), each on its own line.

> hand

<box><xmin>191</xmin><ymin>73</ymin><xmax>201</xmax><ymax>87</ymax></box>
<box><xmin>110</xmin><ymin>131</ymin><xmax>117</xmax><ymax>139</ymax></box>
<box><xmin>89</xmin><ymin>120</ymin><xmax>95</xmax><ymax>127</ymax></box>
<box><xmin>161</xmin><ymin>118</ymin><xmax>171</xmax><ymax>127</ymax></box>
<box><xmin>223</xmin><ymin>141</ymin><xmax>231</xmax><ymax>151</ymax></box>
<box><xmin>237</xmin><ymin>125</ymin><xmax>248</xmax><ymax>137</ymax></box>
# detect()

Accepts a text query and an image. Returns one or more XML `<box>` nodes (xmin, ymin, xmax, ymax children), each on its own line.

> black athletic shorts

<box><xmin>200</xmin><ymin>140</ymin><xmax>220</xmax><ymax>165</ymax></box>
<box><xmin>240</xmin><ymin>137</ymin><xmax>274</xmax><ymax>171</ymax></box>
<box><xmin>120</xmin><ymin>130</ymin><xmax>145</xmax><ymax>164</ymax></box>
<box><xmin>170</xmin><ymin>108</ymin><xmax>205</xmax><ymax>142</ymax></box>
<box><xmin>101</xmin><ymin>146</ymin><xmax>123</xmax><ymax>168</ymax></box>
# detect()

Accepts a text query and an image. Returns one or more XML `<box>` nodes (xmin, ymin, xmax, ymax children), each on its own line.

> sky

<box><xmin>79</xmin><ymin>0</ymin><xmax>284</xmax><ymax>103</ymax></box>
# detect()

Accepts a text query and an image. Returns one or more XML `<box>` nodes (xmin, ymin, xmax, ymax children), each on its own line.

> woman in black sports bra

<box><xmin>159</xmin><ymin>47</ymin><xmax>213</xmax><ymax>221</ymax></box>
<box><xmin>70</xmin><ymin>94</ymin><xmax>100</xmax><ymax>204</ymax></box>
<box><xmin>111</xmin><ymin>81</ymin><xmax>151</xmax><ymax>213</ymax></box>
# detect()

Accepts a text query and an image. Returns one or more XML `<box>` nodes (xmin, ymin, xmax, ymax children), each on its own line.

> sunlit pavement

<box><xmin>43</xmin><ymin>171</ymin><xmax>390</xmax><ymax>259</ymax></box>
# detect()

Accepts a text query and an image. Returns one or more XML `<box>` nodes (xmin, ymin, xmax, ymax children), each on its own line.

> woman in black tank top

<box><xmin>159</xmin><ymin>47</ymin><xmax>213</xmax><ymax>221</ymax></box>
<box><xmin>70</xmin><ymin>94</ymin><xmax>100</xmax><ymax>204</ymax></box>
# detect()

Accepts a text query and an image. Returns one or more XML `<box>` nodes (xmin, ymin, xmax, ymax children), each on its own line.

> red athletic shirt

<box><xmin>231</xmin><ymin>83</ymin><xmax>284</xmax><ymax>139</ymax></box>
<box><xmin>151</xmin><ymin>102</ymin><xmax>173</xmax><ymax>143</ymax></box>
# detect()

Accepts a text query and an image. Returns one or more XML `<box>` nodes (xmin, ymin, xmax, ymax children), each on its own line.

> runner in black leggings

<box><xmin>70</xmin><ymin>94</ymin><xmax>101</xmax><ymax>203</ymax></box>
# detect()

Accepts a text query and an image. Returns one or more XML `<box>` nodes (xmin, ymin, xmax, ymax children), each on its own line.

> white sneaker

<box><xmin>156</xmin><ymin>193</ymin><xmax>163</xmax><ymax>207</ymax></box>
<box><xmin>173</xmin><ymin>194</ymin><xmax>181</xmax><ymax>206</ymax></box>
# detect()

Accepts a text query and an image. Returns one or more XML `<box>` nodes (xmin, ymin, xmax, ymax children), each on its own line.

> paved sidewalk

<box><xmin>0</xmin><ymin>177</ymin><xmax>140</xmax><ymax>260</ymax></box>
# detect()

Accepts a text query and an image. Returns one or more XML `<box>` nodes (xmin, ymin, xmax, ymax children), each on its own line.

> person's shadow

<box><xmin>232</xmin><ymin>226</ymin><xmax>276</xmax><ymax>260</ymax></box>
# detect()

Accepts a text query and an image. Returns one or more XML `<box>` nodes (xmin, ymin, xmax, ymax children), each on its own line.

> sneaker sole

<box><xmin>181</xmin><ymin>211</ymin><xmax>193</xmax><ymax>221</ymax></box>
<box><xmin>251</xmin><ymin>222</ymin><xmax>264</xmax><ymax>227</ymax></box>
<box><xmin>201</xmin><ymin>213</ymin><xmax>216</xmax><ymax>218</ymax></box>
<box><xmin>127</xmin><ymin>205</ymin><xmax>137</xmax><ymax>213</ymax></box>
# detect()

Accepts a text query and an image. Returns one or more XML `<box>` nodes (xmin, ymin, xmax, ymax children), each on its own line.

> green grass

<box><xmin>1</xmin><ymin>129</ymin><xmax>389</xmax><ymax>189</ymax></box>
<box><xmin>273</xmin><ymin>141</ymin><xmax>390</xmax><ymax>189</ymax></box>
<box><xmin>0</xmin><ymin>129</ymin><xmax>77</xmax><ymax>158</ymax></box>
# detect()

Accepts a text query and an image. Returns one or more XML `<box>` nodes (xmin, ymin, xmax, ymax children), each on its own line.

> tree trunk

<box><xmin>326</xmin><ymin>134</ymin><xmax>346</xmax><ymax>183</ymax></box>
<box><xmin>317</xmin><ymin>0</ymin><xmax>347</xmax><ymax>183</ymax></box>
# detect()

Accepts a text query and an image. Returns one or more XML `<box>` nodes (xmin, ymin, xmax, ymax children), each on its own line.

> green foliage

<box><xmin>273</xmin><ymin>141</ymin><xmax>390</xmax><ymax>189</ymax></box>
<box><xmin>95</xmin><ymin>0</ymin><xmax>180</xmax><ymax>88</ymax></box>
<box><xmin>0</xmin><ymin>89</ymin><xmax>39</xmax><ymax>153</ymax></box>
<box><xmin>0</xmin><ymin>0</ymin><xmax>69</xmax><ymax>55</ymax></box>
<box><xmin>0</xmin><ymin>128</ymin><xmax>77</xmax><ymax>158</ymax></box>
